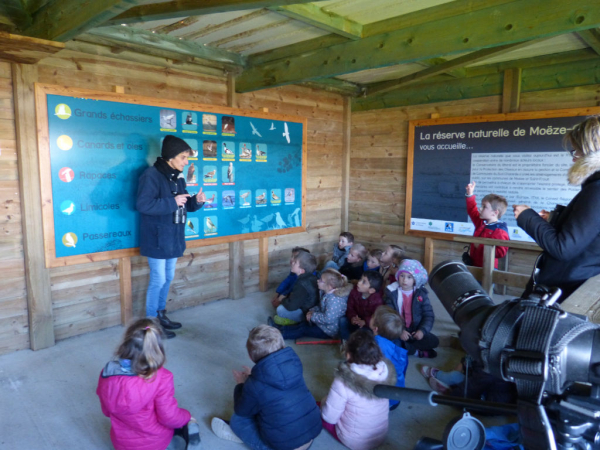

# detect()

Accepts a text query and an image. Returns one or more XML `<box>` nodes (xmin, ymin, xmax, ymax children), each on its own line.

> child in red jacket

<box><xmin>97</xmin><ymin>318</ymin><xmax>200</xmax><ymax>450</ymax></box>
<box><xmin>339</xmin><ymin>271</ymin><xmax>384</xmax><ymax>343</ymax></box>
<box><xmin>465</xmin><ymin>181</ymin><xmax>510</xmax><ymax>268</ymax></box>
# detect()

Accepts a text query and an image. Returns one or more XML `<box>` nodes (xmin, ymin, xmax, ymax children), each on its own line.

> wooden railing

<box><xmin>422</xmin><ymin>236</ymin><xmax>541</xmax><ymax>294</ymax></box>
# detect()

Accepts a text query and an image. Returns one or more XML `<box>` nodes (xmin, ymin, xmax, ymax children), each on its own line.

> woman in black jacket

<box><xmin>137</xmin><ymin>135</ymin><xmax>205</xmax><ymax>337</ymax></box>
<box><xmin>514</xmin><ymin>116</ymin><xmax>600</xmax><ymax>302</ymax></box>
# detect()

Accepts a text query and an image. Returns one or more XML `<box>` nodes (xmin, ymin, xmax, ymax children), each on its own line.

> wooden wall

<box><xmin>0</xmin><ymin>62</ymin><xmax>29</xmax><ymax>354</ymax></box>
<box><xmin>349</xmin><ymin>85</ymin><xmax>600</xmax><ymax>295</ymax></box>
<box><xmin>0</xmin><ymin>43</ymin><xmax>344</xmax><ymax>355</ymax></box>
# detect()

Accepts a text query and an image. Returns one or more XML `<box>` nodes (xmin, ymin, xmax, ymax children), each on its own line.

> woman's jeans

<box><xmin>146</xmin><ymin>257</ymin><xmax>177</xmax><ymax>317</ymax></box>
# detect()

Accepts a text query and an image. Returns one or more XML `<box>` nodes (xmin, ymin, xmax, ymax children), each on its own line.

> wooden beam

<box><xmin>12</xmin><ymin>63</ymin><xmax>55</xmax><ymax>350</ymax></box>
<box><xmin>248</xmin><ymin>34</ymin><xmax>349</xmax><ymax>66</ymax></box>
<box><xmin>0</xmin><ymin>32</ymin><xmax>64</xmax><ymax>64</ymax></box>
<box><xmin>416</xmin><ymin>58</ymin><xmax>467</xmax><ymax>79</ymax></box>
<box><xmin>341</xmin><ymin>97</ymin><xmax>351</xmax><ymax>231</ymax></box>
<box><xmin>119</xmin><ymin>257</ymin><xmax>132</xmax><ymax>325</ymax></box>
<box><xmin>22</xmin><ymin>0</ymin><xmax>143</xmax><ymax>42</ymax></box>
<box><xmin>87</xmin><ymin>25</ymin><xmax>246</xmax><ymax>67</ymax></box>
<box><xmin>578</xmin><ymin>28</ymin><xmax>600</xmax><ymax>56</ymax></box>
<box><xmin>352</xmin><ymin>56</ymin><xmax>600</xmax><ymax>111</ymax></box>
<box><xmin>259</xmin><ymin>237</ymin><xmax>269</xmax><ymax>292</ymax></box>
<box><xmin>299</xmin><ymin>78</ymin><xmax>364</xmax><ymax>97</ymax></box>
<box><xmin>237</xmin><ymin>0</ymin><xmax>600</xmax><ymax>92</ymax></box>
<box><xmin>366</xmin><ymin>41</ymin><xmax>534</xmax><ymax>97</ymax></box>
<box><xmin>268</xmin><ymin>4</ymin><xmax>362</xmax><ymax>39</ymax></box>
<box><xmin>362</xmin><ymin>0</ymin><xmax>519</xmax><ymax>38</ymax></box>
<box><xmin>502</xmin><ymin>67</ymin><xmax>522</xmax><ymax>113</ymax></box>
<box><xmin>108</xmin><ymin>0</ymin><xmax>331</xmax><ymax>26</ymax></box>
<box><xmin>0</xmin><ymin>0</ymin><xmax>32</xmax><ymax>29</ymax></box>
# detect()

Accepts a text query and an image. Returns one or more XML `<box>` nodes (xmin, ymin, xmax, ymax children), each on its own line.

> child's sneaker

<box><xmin>418</xmin><ymin>349</ymin><xmax>437</xmax><ymax>359</ymax></box>
<box><xmin>420</xmin><ymin>365</ymin><xmax>432</xmax><ymax>378</ymax></box>
<box><xmin>339</xmin><ymin>339</ymin><xmax>347</xmax><ymax>355</ymax></box>
<box><xmin>187</xmin><ymin>420</ymin><xmax>202</xmax><ymax>449</ymax></box>
<box><xmin>429</xmin><ymin>376</ymin><xmax>450</xmax><ymax>395</ymax></box>
<box><xmin>273</xmin><ymin>315</ymin><xmax>298</xmax><ymax>326</ymax></box>
<box><xmin>211</xmin><ymin>417</ymin><xmax>243</xmax><ymax>443</ymax></box>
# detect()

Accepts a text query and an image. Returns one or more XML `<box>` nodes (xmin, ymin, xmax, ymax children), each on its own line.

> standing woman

<box><xmin>137</xmin><ymin>136</ymin><xmax>206</xmax><ymax>337</ymax></box>
<box><xmin>513</xmin><ymin>116</ymin><xmax>600</xmax><ymax>302</ymax></box>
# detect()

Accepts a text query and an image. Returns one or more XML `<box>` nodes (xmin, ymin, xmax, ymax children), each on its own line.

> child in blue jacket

<box><xmin>384</xmin><ymin>259</ymin><xmax>439</xmax><ymax>358</ymax></box>
<box><xmin>211</xmin><ymin>325</ymin><xmax>322</xmax><ymax>449</ymax></box>
<box><xmin>370</xmin><ymin>305</ymin><xmax>409</xmax><ymax>410</ymax></box>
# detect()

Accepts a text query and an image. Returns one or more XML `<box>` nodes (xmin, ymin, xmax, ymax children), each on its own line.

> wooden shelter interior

<box><xmin>1</xmin><ymin>0</ymin><xmax>600</xmax><ymax>356</ymax></box>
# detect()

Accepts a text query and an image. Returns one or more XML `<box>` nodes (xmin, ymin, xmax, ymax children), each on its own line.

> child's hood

<box><xmin>396</xmin><ymin>259</ymin><xmax>428</xmax><ymax>289</ymax></box>
<box><xmin>330</xmin><ymin>283</ymin><xmax>353</xmax><ymax>298</ymax></box>
<box><xmin>335</xmin><ymin>359</ymin><xmax>397</xmax><ymax>399</ymax></box>
<box><xmin>97</xmin><ymin>361</ymin><xmax>160</xmax><ymax>415</ymax></box>
<box><xmin>250</xmin><ymin>347</ymin><xmax>305</xmax><ymax>391</ymax></box>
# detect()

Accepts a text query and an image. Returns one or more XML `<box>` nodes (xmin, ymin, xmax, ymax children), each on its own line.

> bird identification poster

<box><xmin>37</xmin><ymin>85</ymin><xmax>305</xmax><ymax>266</ymax></box>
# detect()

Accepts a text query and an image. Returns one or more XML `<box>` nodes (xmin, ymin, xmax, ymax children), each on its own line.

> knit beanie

<box><xmin>162</xmin><ymin>135</ymin><xmax>190</xmax><ymax>160</ymax></box>
<box><xmin>396</xmin><ymin>259</ymin><xmax>428</xmax><ymax>289</ymax></box>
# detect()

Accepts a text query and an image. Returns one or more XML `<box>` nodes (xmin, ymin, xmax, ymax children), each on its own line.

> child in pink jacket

<box><xmin>96</xmin><ymin>318</ymin><xmax>201</xmax><ymax>450</ymax></box>
<box><xmin>321</xmin><ymin>329</ymin><xmax>397</xmax><ymax>450</ymax></box>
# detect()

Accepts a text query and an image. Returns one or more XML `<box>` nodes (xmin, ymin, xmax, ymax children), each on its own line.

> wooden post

<box><xmin>481</xmin><ymin>245</ymin><xmax>496</xmax><ymax>294</ymax></box>
<box><xmin>259</xmin><ymin>237</ymin><xmax>269</xmax><ymax>292</ymax></box>
<box><xmin>227</xmin><ymin>73</ymin><xmax>245</xmax><ymax>299</ymax></box>
<box><xmin>423</xmin><ymin>237</ymin><xmax>434</xmax><ymax>273</ymax></box>
<box><xmin>502</xmin><ymin>68</ymin><xmax>522</xmax><ymax>113</ymax></box>
<box><xmin>341</xmin><ymin>97</ymin><xmax>351</xmax><ymax>231</ymax></box>
<box><xmin>229</xmin><ymin>242</ymin><xmax>245</xmax><ymax>299</ymax></box>
<box><xmin>119</xmin><ymin>257</ymin><xmax>132</xmax><ymax>324</ymax></box>
<box><xmin>12</xmin><ymin>63</ymin><xmax>55</xmax><ymax>350</ymax></box>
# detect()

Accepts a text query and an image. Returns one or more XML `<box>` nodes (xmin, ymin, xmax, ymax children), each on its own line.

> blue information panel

<box><xmin>45</xmin><ymin>94</ymin><xmax>304</xmax><ymax>259</ymax></box>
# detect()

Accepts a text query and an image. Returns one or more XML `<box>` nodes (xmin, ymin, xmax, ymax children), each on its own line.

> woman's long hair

<box><xmin>564</xmin><ymin>115</ymin><xmax>600</xmax><ymax>156</ymax></box>
<box><xmin>116</xmin><ymin>318</ymin><xmax>166</xmax><ymax>379</ymax></box>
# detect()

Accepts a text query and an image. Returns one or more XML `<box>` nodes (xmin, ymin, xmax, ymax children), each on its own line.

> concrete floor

<box><xmin>0</xmin><ymin>288</ymin><xmax>514</xmax><ymax>450</ymax></box>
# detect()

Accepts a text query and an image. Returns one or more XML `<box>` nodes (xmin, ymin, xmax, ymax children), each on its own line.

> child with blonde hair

<box><xmin>272</xmin><ymin>269</ymin><xmax>351</xmax><ymax>340</ymax></box>
<box><xmin>211</xmin><ymin>325</ymin><xmax>322</xmax><ymax>450</ymax></box>
<box><xmin>96</xmin><ymin>318</ymin><xmax>200</xmax><ymax>450</ymax></box>
<box><xmin>339</xmin><ymin>243</ymin><xmax>368</xmax><ymax>281</ymax></box>
<box><xmin>379</xmin><ymin>245</ymin><xmax>405</xmax><ymax>288</ymax></box>
<box><xmin>370</xmin><ymin>306</ymin><xmax>409</xmax><ymax>409</ymax></box>
<box><xmin>321</xmin><ymin>329</ymin><xmax>397</xmax><ymax>449</ymax></box>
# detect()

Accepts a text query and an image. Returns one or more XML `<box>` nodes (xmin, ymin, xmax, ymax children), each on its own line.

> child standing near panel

<box><xmin>464</xmin><ymin>182</ymin><xmax>510</xmax><ymax>268</ymax></box>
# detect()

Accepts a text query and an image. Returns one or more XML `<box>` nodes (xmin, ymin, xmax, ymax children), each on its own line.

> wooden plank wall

<box><xmin>0</xmin><ymin>43</ymin><xmax>343</xmax><ymax>349</ymax></box>
<box><xmin>0</xmin><ymin>62</ymin><xmax>29</xmax><ymax>354</ymax></box>
<box><xmin>349</xmin><ymin>85</ymin><xmax>600</xmax><ymax>296</ymax></box>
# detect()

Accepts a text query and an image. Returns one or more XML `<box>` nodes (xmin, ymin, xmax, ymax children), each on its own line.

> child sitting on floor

<box><xmin>384</xmin><ymin>259</ymin><xmax>439</xmax><ymax>358</ymax></box>
<box><xmin>339</xmin><ymin>271</ymin><xmax>384</xmax><ymax>343</ymax></box>
<box><xmin>271</xmin><ymin>247</ymin><xmax>310</xmax><ymax>308</ymax></box>
<box><xmin>371</xmin><ymin>306</ymin><xmax>409</xmax><ymax>410</ymax></box>
<box><xmin>320</xmin><ymin>329</ymin><xmax>397</xmax><ymax>450</ymax></box>
<box><xmin>324</xmin><ymin>231</ymin><xmax>354</xmax><ymax>270</ymax></box>
<box><xmin>379</xmin><ymin>245</ymin><xmax>405</xmax><ymax>288</ymax></box>
<box><xmin>364</xmin><ymin>248</ymin><xmax>382</xmax><ymax>274</ymax></box>
<box><xmin>339</xmin><ymin>243</ymin><xmax>368</xmax><ymax>282</ymax></box>
<box><xmin>211</xmin><ymin>325</ymin><xmax>322</xmax><ymax>450</ymax></box>
<box><xmin>272</xmin><ymin>269</ymin><xmax>351</xmax><ymax>340</ymax></box>
<box><xmin>96</xmin><ymin>318</ymin><xmax>201</xmax><ymax>450</ymax></box>
<box><xmin>272</xmin><ymin>251</ymin><xmax>319</xmax><ymax>326</ymax></box>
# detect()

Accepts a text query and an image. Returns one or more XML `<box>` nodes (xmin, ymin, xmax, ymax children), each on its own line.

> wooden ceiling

<box><xmin>1</xmin><ymin>0</ymin><xmax>599</xmax><ymax>110</ymax></box>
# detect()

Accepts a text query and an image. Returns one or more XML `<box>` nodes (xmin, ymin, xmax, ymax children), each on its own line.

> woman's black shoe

<box><xmin>158</xmin><ymin>310</ymin><xmax>182</xmax><ymax>329</ymax></box>
<box><xmin>163</xmin><ymin>327</ymin><xmax>176</xmax><ymax>339</ymax></box>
